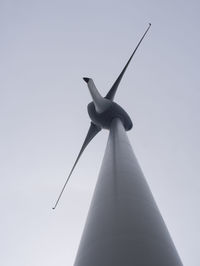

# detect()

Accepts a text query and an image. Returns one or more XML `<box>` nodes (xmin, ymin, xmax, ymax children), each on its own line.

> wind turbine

<box><xmin>53</xmin><ymin>23</ymin><xmax>151</xmax><ymax>210</ymax></box>
<box><xmin>52</xmin><ymin>24</ymin><xmax>183</xmax><ymax>266</ymax></box>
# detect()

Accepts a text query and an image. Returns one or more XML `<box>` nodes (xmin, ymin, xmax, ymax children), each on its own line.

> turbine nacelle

<box><xmin>83</xmin><ymin>77</ymin><xmax>133</xmax><ymax>131</ymax></box>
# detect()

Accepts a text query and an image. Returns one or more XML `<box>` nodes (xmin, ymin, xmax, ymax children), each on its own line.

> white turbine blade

<box><xmin>105</xmin><ymin>23</ymin><xmax>151</xmax><ymax>101</ymax></box>
<box><xmin>52</xmin><ymin>122</ymin><xmax>101</xmax><ymax>210</ymax></box>
<box><xmin>83</xmin><ymin>77</ymin><xmax>110</xmax><ymax>113</ymax></box>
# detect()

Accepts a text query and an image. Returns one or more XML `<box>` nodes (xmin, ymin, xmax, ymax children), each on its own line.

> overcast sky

<box><xmin>1</xmin><ymin>0</ymin><xmax>200</xmax><ymax>265</ymax></box>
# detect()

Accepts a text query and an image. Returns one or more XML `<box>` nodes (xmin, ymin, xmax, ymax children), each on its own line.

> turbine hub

<box><xmin>87</xmin><ymin>101</ymin><xmax>133</xmax><ymax>131</ymax></box>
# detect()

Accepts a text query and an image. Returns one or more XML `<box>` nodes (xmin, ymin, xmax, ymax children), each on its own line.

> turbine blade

<box><xmin>83</xmin><ymin>77</ymin><xmax>109</xmax><ymax>113</ymax></box>
<box><xmin>52</xmin><ymin>122</ymin><xmax>101</xmax><ymax>209</ymax></box>
<box><xmin>105</xmin><ymin>23</ymin><xmax>151</xmax><ymax>101</ymax></box>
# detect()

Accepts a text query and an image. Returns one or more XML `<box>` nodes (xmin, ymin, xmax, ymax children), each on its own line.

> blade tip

<box><xmin>83</xmin><ymin>77</ymin><xmax>90</xmax><ymax>83</ymax></box>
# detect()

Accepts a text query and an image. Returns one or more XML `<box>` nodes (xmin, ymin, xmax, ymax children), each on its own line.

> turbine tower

<box><xmin>53</xmin><ymin>24</ymin><xmax>183</xmax><ymax>266</ymax></box>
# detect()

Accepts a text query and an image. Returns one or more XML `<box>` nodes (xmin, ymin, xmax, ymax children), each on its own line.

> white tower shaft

<box><xmin>74</xmin><ymin>118</ymin><xmax>182</xmax><ymax>266</ymax></box>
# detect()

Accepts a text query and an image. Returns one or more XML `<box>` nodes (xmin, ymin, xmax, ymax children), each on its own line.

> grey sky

<box><xmin>1</xmin><ymin>0</ymin><xmax>200</xmax><ymax>265</ymax></box>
